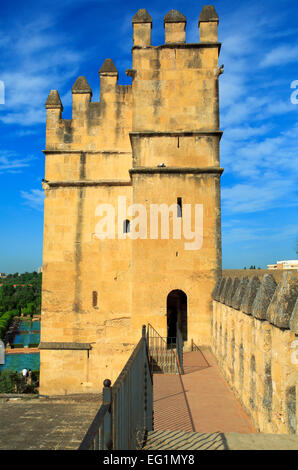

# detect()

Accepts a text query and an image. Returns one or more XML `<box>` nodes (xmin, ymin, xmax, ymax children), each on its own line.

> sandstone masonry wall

<box><xmin>211</xmin><ymin>271</ymin><xmax>298</xmax><ymax>434</ymax></box>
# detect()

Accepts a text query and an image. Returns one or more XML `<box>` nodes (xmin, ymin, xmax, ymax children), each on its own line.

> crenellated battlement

<box><xmin>131</xmin><ymin>7</ymin><xmax>219</xmax><ymax>47</ymax></box>
<box><xmin>45</xmin><ymin>58</ymin><xmax>132</xmax><ymax>155</ymax></box>
<box><xmin>45</xmin><ymin>6</ymin><xmax>222</xmax><ymax>154</ymax></box>
<box><xmin>212</xmin><ymin>271</ymin><xmax>298</xmax><ymax>332</ymax></box>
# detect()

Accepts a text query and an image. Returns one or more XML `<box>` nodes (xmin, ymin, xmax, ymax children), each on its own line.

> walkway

<box><xmin>144</xmin><ymin>430</ymin><xmax>298</xmax><ymax>450</ymax></box>
<box><xmin>153</xmin><ymin>349</ymin><xmax>255</xmax><ymax>434</ymax></box>
<box><xmin>144</xmin><ymin>349</ymin><xmax>298</xmax><ymax>449</ymax></box>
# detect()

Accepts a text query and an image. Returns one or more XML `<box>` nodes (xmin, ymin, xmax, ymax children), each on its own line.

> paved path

<box><xmin>143</xmin><ymin>430</ymin><xmax>298</xmax><ymax>450</ymax></box>
<box><xmin>153</xmin><ymin>349</ymin><xmax>255</xmax><ymax>434</ymax></box>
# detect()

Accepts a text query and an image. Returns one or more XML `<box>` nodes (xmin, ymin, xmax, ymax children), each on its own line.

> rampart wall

<box><xmin>211</xmin><ymin>271</ymin><xmax>298</xmax><ymax>434</ymax></box>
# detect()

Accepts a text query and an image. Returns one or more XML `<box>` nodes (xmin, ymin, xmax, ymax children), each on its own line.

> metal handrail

<box><xmin>147</xmin><ymin>323</ymin><xmax>184</xmax><ymax>375</ymax></box>
<box><xmin>78</xmin><ymin>403</ymin><xmax>110</xmax><ymax>450</ymax></box>
<box><xmin>78</xmin><ymin>325</ymin><xmax>153</xmax><ymax>451</ymax></box>
<box><xmin>191</xmin><ymin>339</ymin><xmax>200</xmax><ymax>351</ymax></box>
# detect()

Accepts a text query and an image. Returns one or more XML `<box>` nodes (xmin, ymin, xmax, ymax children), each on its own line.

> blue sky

<box><xmin>0</xmin><ymin>0</ymin><xmax>297</xmax><ymax>273</ymax></box>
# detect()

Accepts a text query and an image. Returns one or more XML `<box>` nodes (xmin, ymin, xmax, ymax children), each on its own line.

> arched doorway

<box><xmin>166</xmin><ymin>290</ymin><xmax>187</xmax><ymax>345</ymax></box>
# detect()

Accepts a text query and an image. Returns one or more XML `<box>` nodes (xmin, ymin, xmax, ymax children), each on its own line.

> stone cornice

<box><xmin>129</xmin><ymin>167</ymin><xmax>224</xmax><ymax>175</ymax></box>
<box><xmin>43</xmin><ymin>150</ymin><xmax>131</xmax><ymax>155</ymax></box>
<box><xmin>132</xmin><ymin>42</ymin><xmax>222</xmax><ymax>53</ymax></box>
<box><xmin>130</xmin><ymin>131</ymin><xmax>223</xmax><ymax>139</ymax></box>
<box><xmin>45</xmin><ymin>180</ymin><xmax>132</xmax><ymax>188</ymax></box>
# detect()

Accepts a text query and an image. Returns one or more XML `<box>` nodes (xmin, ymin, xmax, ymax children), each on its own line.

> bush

<box><xmin>0</xmin><ymin>370</ymin><xmax>22</xmax><ymax>393</ymax></box>
<box><xmin>0</xmin><ymin>310</ymin><xmax>16</xmax><ymax>340</ymax></box>
<box><xmin>22</xmin><ymin>383</ymin><xmax>37</xmax><ymax>394</ymax></box>
<box><xmin>0</xmin><ymin>370</ymin><xmax>38</xmax><ymax>394</ymax></box>
<box><xmin>28</xmin><ymin>343</ymin><xmax>39</xmax><ymax>348</ymax></box>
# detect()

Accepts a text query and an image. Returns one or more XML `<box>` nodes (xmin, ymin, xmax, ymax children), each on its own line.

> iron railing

<box><xmin>146</xmin><ymin>323</ymin><xmax>184</xmax><ymax>375</ymax></box>
<box><xmin>78</xmin><ymin>325</ymin><xmax>153</xmax><ymax>450</ymax></box>
<box><xmin>191</xmin><ymin>339</ymin><xmax>200</xmax><ymax>352</ymax></box>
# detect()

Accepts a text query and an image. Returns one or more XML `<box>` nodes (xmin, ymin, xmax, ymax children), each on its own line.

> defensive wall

<box><xmin>212</xmin><ymin>271</ymin><xmax>298</xmax><ymax>434</ymax></box>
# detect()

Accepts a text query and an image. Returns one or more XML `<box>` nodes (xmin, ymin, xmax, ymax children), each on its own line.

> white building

<box><xmin>267</xmin><ymin>260</ymin><xmax>298</xmax><ymax>270</ymax></box>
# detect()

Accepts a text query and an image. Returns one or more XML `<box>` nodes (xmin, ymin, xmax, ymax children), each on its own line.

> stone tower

<box><xmin>40</xmin><ymin>6</ymin><xmax>223</xmax><ymax>395</ymax></box>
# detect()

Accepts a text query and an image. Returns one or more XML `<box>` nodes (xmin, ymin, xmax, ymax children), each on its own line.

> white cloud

<box><xmin>0</xmin><ymin>16</ymin><xmax>84</xmax><ymax>126</ymax></box>
<box><xmin>0</xmin><ymin>151</ymin><xmax>35</xmax><ymax>174</ymax></box>
<box><xmin>210</xmin><ymin>4</ymin><xmax>298</xmax><ymax>221</ymax></box>
<box><xmin>21</xmin><ymin>189</ymin><xmax>45</xmax><ymax>211</ymax></box>
<box><xmin>261</xmin><ymin>44</ymin><xmax>298</xmax><ymax>68</ymax></box>
<box><xmin>222</xmin><ymin>175</ymin><xmax>297</xmax><ymax>214</ymax></box>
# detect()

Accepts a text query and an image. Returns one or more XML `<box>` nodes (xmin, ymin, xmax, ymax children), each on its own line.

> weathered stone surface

<box><xmin>99</xmin><ymin>58</ymin><xmax>118</xmax><ymax>75</ymax></box>
<box><xmin>72</xmin><ymin>76</ymin><xmax>92</xmax><ymax>95</ymax></box>
<box><xmin>45</xmin><ymin>90</ymin><xmax>63</xmax><ymax>109</ymax></box>
<box><xmin>231</xmin><ymin>277</ymin><xmax>249</xmax><ymax>310</ymax></box>
<box><xmin>213</xmin><ymin>302</ymin><xmax>297</xmax><ymax>436</ymax></box>
<box><xmin>132</xmin><ymin>9</ymin><xmax>152</xmax><ymax>23</ymax></box>
<box><xmin>267</xmin><ymin>271</ymin><xmax>298</xmax><ymax>329</ymax></box>
<box><xmin>226</xmin><ymin>278</ymin><xmax>240</xmax><ymax>307</ymax></box>
<box><xmin>164</xmin><ymin>10</ymin><xmax>186</xmax><ymax>24</ymax></box>
<box><xmin>240</xmin><ymin>276</ymin><xmax>261</xmax><ymax>315</ymax></box>
<box><xmin>199</xmin><ymin>5</ymin><xmax>219</xmax><ymax>23</ymax></box>
<box><xmin>220</xmin><ymin>277</ymin><xmax>232</xmax><ymax>304</ymax></box>
<box><xmin>251</xmin><ymin>274</ymin><xmax>277</xmax><ymax>320</ymax></box>
<box><xmin>216</xmin><ymin>278</ymin><xmax>226</xmax><ymax>302</ymax></box>
<box><xmin>0</xmin><ymin>396</ymin><xmax>101</xmax><ymax>450</ymax></box>
<box><xmin>212</xmin><ymin>279</ymin><xmax>221</xmax><ymax>301</ymax></box>
<box><xmin>286</xmin><ymin>386</ymin><xmax>296</xmax><ymax>434</ymax></box>
<box><xmin>289</xmin><ymin>297</ymin><xmax>298</xmax><ymax>335</ymax></box>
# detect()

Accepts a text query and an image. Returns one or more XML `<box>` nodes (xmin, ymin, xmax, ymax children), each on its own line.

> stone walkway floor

<box><xmin>143</xmin><ymin>430</ymin><xmax>298</xmax><ymax>450</ymax></box>
<box><xmin>0</xmin><ymin>394</ymin><xmax>101</xmax><ymax>450</ymax></box>
<box><xmin>153</xmin><ymin>349</ymin><xmax>255</xmax><ymax>434</ymax></box>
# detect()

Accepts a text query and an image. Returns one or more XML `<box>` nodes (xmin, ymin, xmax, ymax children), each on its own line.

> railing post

<box><xmin>101</xmin><ymin>379</ymin><xmax>112</xmax><ymax>450</ymax></box>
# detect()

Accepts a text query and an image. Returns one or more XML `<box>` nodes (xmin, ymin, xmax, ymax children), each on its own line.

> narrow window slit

<box><xmin>123</xmin><ymin>219</ymin><xmax>130</xmax><ymax>233</ymax></box>
<box><xmin>177</xmin><ymin>197</ymin><xmax>182</xmax><ymax>217</ymax></box>
<box><xmin>92</xmin><ymin>291</ymin><xmax>98</xmax><ymax>308</ymax></box>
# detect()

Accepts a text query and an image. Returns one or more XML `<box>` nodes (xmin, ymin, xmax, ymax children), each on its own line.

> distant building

<box><xmin>267</xmin><ymin>260</ymin><xmax>298</xmax><ymax>270</ymax></box>
<box><xmin>0</xmin><ymin>273</ymin><xmax>6</xmax><ymax>278</ymax></box>
<box><xmin>38</xmin><ymin>267</ymin><xmax>43</xmax><ymax>274</ymax></box>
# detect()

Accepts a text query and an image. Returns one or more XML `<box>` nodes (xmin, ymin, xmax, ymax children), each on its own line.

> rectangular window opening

<box><xmin>177</xmin><ymin>197</ymin><xmax>182</xmax><ymax>218</ymax></box>
<box><xmin>92</xmin><ymin>291</ymin><xmax>98</xmax><ymax>308</ymax></box>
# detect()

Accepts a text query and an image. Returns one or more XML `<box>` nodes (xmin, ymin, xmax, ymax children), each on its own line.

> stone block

<box><xmin>267</xmin><ymin>271</ymin><xmax>298</xmax><ymax>329</ymax></box>
<box><xmin>216</xmin><ymin>278</ymin><xmax>226</xmax><ymax>302</ymax></box>
<box><xmin>211</xmin><ymin>278</ymin><xmax>221</xmax><ymax>301</ymax></box>
<box><xmin>220</xmin><ymin>277</ymin><xmax>232</xmax><ymax>304</ymax></box>
<box><xmin>289</xmin><ymin>297</ymin><xmax>298</xmax><ymax>335</ymax></box>
<box><xmin>231</xmin><ymin>277</ymin><xmax>249</xmax><ymax>310</ymax></box>
<box><xmin>226</xmin><ymin>277</ymin><xmax>240</xmax><ymax>307</ymax></box>
<box><xmin>240</xmin><ymin>276</ymin><xmax>261</xmax><ymax>315</ymax></box>
<box><xmin>252</xmin><ymin>274</ymin><xmax>277</xmax><ymax>320</ymax></box>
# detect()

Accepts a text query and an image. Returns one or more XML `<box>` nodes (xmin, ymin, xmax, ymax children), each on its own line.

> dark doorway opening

<box><xmin>167</xmin><ymin>290</ymin><xmax>187</xmax><ymax>346</ymax></box>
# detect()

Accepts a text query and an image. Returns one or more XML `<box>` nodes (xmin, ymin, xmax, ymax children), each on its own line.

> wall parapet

<box><xmin>211</xmin><ymin>272</ymin><xmax>297</xmax><ymax>435</ymax></box>
<box><xmin>212</xmin><ymin>271</ymin><xmax>298</xmax><ymax>334</ymax></box>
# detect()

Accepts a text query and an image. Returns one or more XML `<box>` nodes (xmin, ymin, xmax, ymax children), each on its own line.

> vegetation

<box><xmin>0</xmin><ymin>369</ymin><xmax>39</xmax><ymax>394</ymax></box>
<box><xmin>0</xmin><ymin>272</ymin><xmax>41</xmax><ymax>339</ymax></box>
